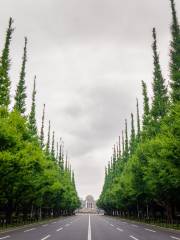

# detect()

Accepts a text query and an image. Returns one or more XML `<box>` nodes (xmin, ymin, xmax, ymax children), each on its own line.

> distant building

<box><xmin>85</xmin><ymin>195</ymin><xmax>96</xmax><ymax>209</ymax></box>
<box><xmin>79</xmin><ymin>195</ymin><xmax>97</xmax><ymax>213</ymax></box>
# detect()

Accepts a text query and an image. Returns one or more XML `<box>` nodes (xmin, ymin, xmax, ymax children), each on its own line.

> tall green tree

<box><xmin>112</xmin><ymin>145</ymin><xmax>116</xmax><ymax>171</ymax></box>
<box><xmin>51</xmin><ymin>131</ymin><xmax>55</xmax><ymax>158</ymax></box>
<box><xmin>118</xmin><ymin>136</ymin><xmax>121</xmax><ymax>157</ymax></box>
<box><xmin>142</xmin><ymin>80</ymin><xmax>150</xmax><ymax>128</ymax></box>
<box><xmin>58</xmin><ymin>139</ymin><xmax>62</xmax><ymax>167</ymax></box>
<box><xmin>14</xmin><ymin>37</ymin><xmax>27</xmax><ymax>114</ymax></box>
<box><xmin>130</xmin><ymin>113</ymin><xmax>135</xmax><ymax>154</ymax></box>
<box><xmin>56</xmin><ymin>142</ymin><xmax>59</xmax><ymax>160</ymax></box>
<box><xmin>169</xmin><ymin>0</ymin><xmax>180</xmax><ymax>102</ymax></box>
<box><xmin>136</xmin><ymin>98</ymin><xmax>141</xmax><ymax>140</ymax></box>
<box><xmin>46</xmin><ymin>120</ymin><xmax>51</xmax><ymax>153</ymax></box>
<box><xmin>124</xmin><ymin>119</ymin><xmax>129</xmax><ymax>159</ymax></box>
<box><xmin>29</xmin><ymin>76</ymin><xmax>37</xmax><ymax>136</ymax></box>
<box><xmin>151</xmin><ymin>28</ymin><xmax>168</xmax><ymax>120</ymax></box>
<box><xmin>122</xmin><ymin>130</ymin><xmax>125</xmax><ymax>155</ymax></box>
<box><xmin>0</xmin><ymin>18</ymin><xmax>80</xmax><ymax>223</ymax></box>
<box><xmin>59</xmin><ymin>140</ymin><xmax>64</xmax><ymax>170</ymax></box>
<box><xmin>40</xmin><ymin>104</ymin><xmax>45</xmax><ymax>147</ymax></box>
<box><xmin>98</xmin><ymin>0</ymin><xmax>180</xmax><ymax>222</ymax></box>
<box><xmin>0</xmin><ymin>18</ymin><xmax>14</xmax><ymax>107</ymax></box>
<box><xmin>65</xmin><ymin>153</ymin><xmax>68</xmax><ymax>171</ymax></box>
<box><xmin>72</xmin><ymin>171</ymin><xmax>76</xmax><ymax>188</ymax></box>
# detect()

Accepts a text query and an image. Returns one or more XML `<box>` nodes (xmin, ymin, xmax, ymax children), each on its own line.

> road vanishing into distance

<box><xmin>0</xmin><ymin>214</ymin><xmax>180</xmax><ymax>240</ymax></box>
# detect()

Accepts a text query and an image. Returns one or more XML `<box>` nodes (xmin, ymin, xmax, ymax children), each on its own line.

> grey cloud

<box><xmin>0</xmin><ymin>0</ymin><xmax>179</xmax><ymax>199</ymax></box>
<box><xmin>2</xmin><ymin>0</ymin><xmax>177</xmax><ymax>47</ymax></box>
<box><xmin>60</xmin><ymin>83</ymin><xmax>140</xmax><ymax>158</ymax></box>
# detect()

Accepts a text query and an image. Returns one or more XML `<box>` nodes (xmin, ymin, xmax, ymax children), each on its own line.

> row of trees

<box><xmin>0</xmin><ymin>18</ymin><xmax>80</xmax><ymax>224</ymax></box>
<box><xmin>97</xmin><ymin>0</ymin><xmax>180</xmax><ymax>222</ymax></box>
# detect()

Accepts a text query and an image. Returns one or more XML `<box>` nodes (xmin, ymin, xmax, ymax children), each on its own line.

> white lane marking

<box><xmin>88</xmin><ymin>214</ymin><xmax>91</xmax><ymax>240</ymax></box>
<box><xmin>24</xmin><ymin>228</ymin><xmax>36</xmax><ymax>232</ymax></box>
<box><xmin>70</xmin><ymin>222</ymin><xmax>73</xmax><ymax>224</ymax></box>
<box><xmin>110</xmin><ymin>224</ymin><xmax>114</xmax><ymax>227</ymax></box>
<box><xmin>144</xmin><ymin>228</ymin><xmax>156</xmax><ymax>233</ymax></box>
<box><xmin>56</xmin><ymin>227</ymin><xmax>63</xmax><ymax>232</ymax></box>
<box><xmin>122</xmin><ymin>221</ymin><xmax>127</xmax><ymax>224</ymax></box>
<box><xmin>0</xmin><ymin>237</ymin><xmax>10</xmax><ymax>240</ymax></box>
<box><xmin>131</xmin><ymin>224</ymin><xmax>138</xmax><ymax>227</ymax></box>
<box><xmin>42</xmin><ymin>224</ymin><xmax>48</xmax><ymax>227</ymax></box>
<box><xmin>129</xmin><ymin>236</ymin><xmax>139</xmax><ymax>240</ymax></box>
<box><xmin>116</xmin><ymin>227</ymin><xmax>124</xmax><ymax>232</ymax></box>
<box><xmin>41</xmin><ymin>235</ymin><xmax>51</xmax><ymax>240</ymax></box>
<box><xmin>52</xmin><ymin>221</ymin><xmax>56</xmax><ymax>224</ymax></box>
<box><xmin>65</xmin><ymin>223</ymin><xmax>70</xmax><ymax>227</ymax></box>
<box><xmin>171</xmin><ymin>237</ymin><xmax>180</xmax><ymax>240</ymax></box>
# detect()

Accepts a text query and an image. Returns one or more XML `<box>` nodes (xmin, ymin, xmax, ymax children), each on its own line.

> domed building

<box><xmin>79</xmin><ymin>195</ymin><xmax>97</xmax><ymax>213</ymax></box>
<box><xmin>85</xmin><ymin>195</ymin><xmax>96</xmax><ymax>209</ymax></box>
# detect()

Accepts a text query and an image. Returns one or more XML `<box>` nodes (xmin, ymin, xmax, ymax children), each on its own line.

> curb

<box><xmin>106</xmin><ymin>216</ymin><xmax>180</xmax><ymax>234</ymax></box>
<box><xmin>0</xmin><ymin>216</ymin><xmax>66</xmax><ymax>234</ymax></box>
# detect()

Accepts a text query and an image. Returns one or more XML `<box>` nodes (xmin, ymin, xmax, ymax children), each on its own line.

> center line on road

<box><xmin>116</xmin><ymin>227</ymin><xmax>124</xmax><ymax>232</ymax></box>
<box><xmin>52</xmin><ymin>221</ymin><xmax>56</xmax><ymax>224</ymax></box>
<box><xmin>0</xmin><ymin>236</ymin><xmax>10</xmax><ymax>240</ymax></box>
<box><xmin>129</xmin><ymin>235</ymin><xmax>139</xmax><ymax>240</ymax></box>
<box><xmin>144</xmin><ymin>228</ymin><xmax>156</xmax><ymax>233</ymax></box>
<box><xmin>88</xmin><ymin>214</ymin><xmax>91</xmax><ymax>240</ymax></box>
<box><xmin>24</xmin><ymin>228</ymin><xmax>36</xmax><ymax>232</ymax></box>
<box><xmin>171</xmin><ymin>236</ymin><xmax>180</xmax><ymax>240</ymax></box>
<box><xmin>110</xmin><ymin>224</ymin><xmax>114</xmax><ymax>227</ymax></box>
<box><xmin>41</xmin><ymin>235</ymin><xmax>51</xmax><ymax>240</ymax></box>
<box><xmin>56</xmin><ymin>227</ymin><xmax>63</xmax><ymax>232</ymax></box>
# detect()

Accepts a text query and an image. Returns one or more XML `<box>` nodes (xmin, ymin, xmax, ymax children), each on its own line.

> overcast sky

<box><xmin>0</xmin><ymin>0</ymin><xmax>179</xmax><ymax>199</ymax></box>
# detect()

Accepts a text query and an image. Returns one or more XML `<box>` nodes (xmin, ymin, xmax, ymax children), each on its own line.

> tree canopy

<box><xmin>0</xmin><ymin>18</ymin><xmax>80</xmax><ymax>224</ymax></box>
<box><xmin>97</xmin><ymin>0</ymin><xmax>180</xmax><ymax>223</ymax></box>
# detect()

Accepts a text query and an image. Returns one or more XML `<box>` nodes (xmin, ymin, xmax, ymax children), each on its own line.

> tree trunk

<box><xmin>137</xmin><ymin>201</ymin><xmax>140</xmax><ymax>218</ymax></box>
<box><xmin>30</xmin><ymin>205</ymin><xmax>34</xmax><ymax>218</ymax></box>
<box><xmin>146</xmin><ymin>202</ymin><xmax>149</xmax><ymax>219</ymax></box>
<box><xmin>39</xmin><ymin>207</ymin><xmax>42</xmax><ymax>220</ymax></box>
<box><xmin>5</xmin><ymin>201</ymin><xmax>13</xmax><ymax>224</ymax></box>
<box><xmin>166</xmin><ymin>203</ymin><xmax>173</xmax><ymax>224</ymax></box>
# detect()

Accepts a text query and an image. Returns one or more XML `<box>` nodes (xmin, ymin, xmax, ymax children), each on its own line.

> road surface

<box><xmin>0</xmin><ymin>214</ymin><xmax>180</xmax><ymax>240</ymax></box>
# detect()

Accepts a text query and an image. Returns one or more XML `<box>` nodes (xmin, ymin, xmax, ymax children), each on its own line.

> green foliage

<box><xmin>151</xmin><ymin>28</ymin><xmax>168</xmax><ymax>120</ymax></box>
<box><xmin>51</xmin><ymin>131</ymin><xmax>55</xmax><ymax>158</ymax></box>
<box><xmin>0</xmin><ymin>107</ymin><xmax>80</xmax><ymax>220</ymax></box>
<box><xmin>0</xmin><ymin>18</ymin><xmax>14</xmax><ymax>107</ymax></box>
<box><xmin>29</xmin><ymin>77</ymin><xmax>37</xmax><ymax>136</ymax></box>
<box><xmin>46</xmin><ymin>120</ymin><xmax>51</xmax><ymax>154</ymax></box>
<box><xmin>0</xmin><ymin>20</ymin><xmax>80</xmax><ymax>223</ymax></box>
<box><xmin>170</xmin><ymin>0</ymin><xmax>180</xmax><ymax>102</ymax></box>
<box><xmin>124</xmin><ymin>119</ymin><xmax>129</xmax><ymax>159</ymax></box>
<box><xmin>98</xmin><ymin>104</ymin><xmax>180</xmax><ymax>218</ymax></box>
<box><xmin>129</xmin><ymin>113</ymin><xmax>136</xmax><ymax>154</ymax></box>
<box><xmin>142</xmin><ymin>81</ymin><xmax>150</xmax><ymax>129</ymax></box>
<box><xmin>136</xmin><ymin>99</ymin><xmax>141</xmax><ymax>141</ymax></box>
<box><xmin>14</xmin><ymin>37</ymin><xmax>27</xmax><ymax>114</ymax></box>
<box><xmin>98</xmin><ymin>1</ymin><xmax>180</xmax><ymax>222</ymax></box>
<box><xmin>40</xmin><ymin>104</ymin><xmax>45</xmax><ymax>148</ymax></box>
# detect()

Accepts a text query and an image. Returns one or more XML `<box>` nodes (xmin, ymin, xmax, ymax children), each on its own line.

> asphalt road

<box><xmin>0</xmin><ymin>214</ymin><xmax>180</xmax><ymax>240</ymax></box>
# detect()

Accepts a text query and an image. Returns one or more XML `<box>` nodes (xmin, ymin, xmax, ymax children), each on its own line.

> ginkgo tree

<box><xmin>97</xmin><ymin>0</ymin><xmax>180</xmax><ymax>223</ymax></box>
<box><xmin>0</xmin><ymin>19</ymin><xmax>80</xmax><ymax>224</ymax></box>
